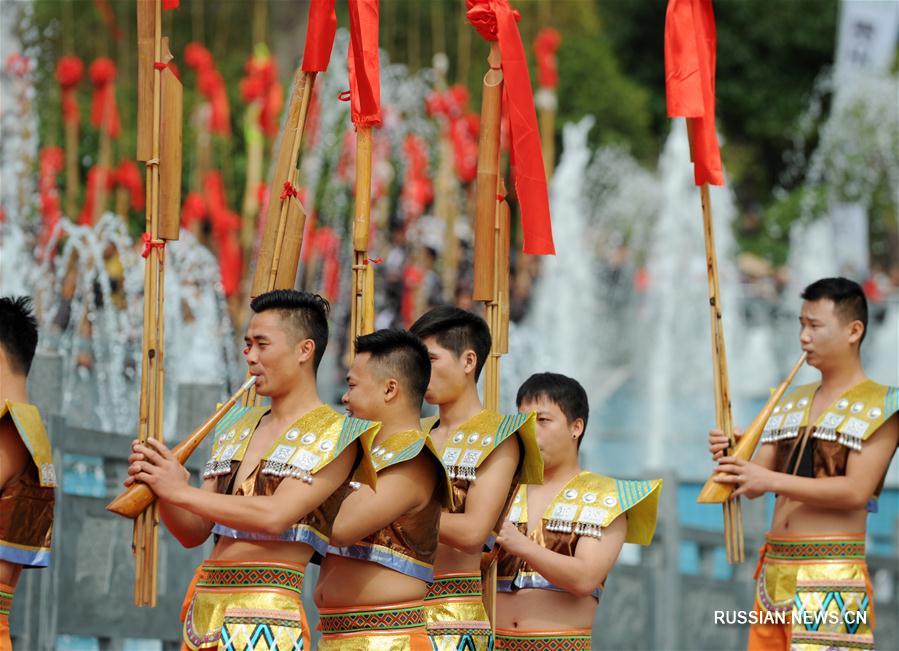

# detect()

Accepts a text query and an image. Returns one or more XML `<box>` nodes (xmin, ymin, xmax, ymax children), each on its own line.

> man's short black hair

<box><xmin>517</xmin><ymin>372</ymin><xmax>589</xmax><ymax>449</ymax></box>
<box><xmin>250</xmin><ymin>290</ymin><xmax>330</xmax><ymax>370</ymax></box>
<box><xmin>409</xmin><ymin>306</ymin><xmax>492</xmax><ymax>380</ymax></box>
<box><xmin>801</xmin><ymin>277</ymin><xmax>868</xmax><ymax>346</ymax></box>
<box><xmin>355</xmin><ymin>329</ymin><xmax>431</xmax><ymax>407</ymax></box>
<box><xmin>0</xmin><ymin>296</ymin><xmax>39</xmax><ymax>376</ymax></box>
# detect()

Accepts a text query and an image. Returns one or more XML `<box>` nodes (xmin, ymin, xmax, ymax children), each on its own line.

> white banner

<box><xmin>835</xmin><ymin>0</ymin><xmax>899</xmax><ymax>74</ymax></box>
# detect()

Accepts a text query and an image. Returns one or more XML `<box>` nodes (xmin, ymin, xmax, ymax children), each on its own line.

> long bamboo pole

<box><xmin>697</xmin><ymin>166</ymin><xmax>742</xmax><ymax>563</ymax></box>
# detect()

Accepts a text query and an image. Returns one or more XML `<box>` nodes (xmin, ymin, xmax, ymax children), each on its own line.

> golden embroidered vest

<box><xmin>327</xmin><ymin>429</ymin><xmax>453</xmax><ymax>582</ymax></box>
<box><xmin>761</xmin><ymin>381</ymin><xmax>898</xmax><ymax>508</ymax></box>
<box><xmin>424</xmin><ymin>410</ymin><xmax>542</xmax><ymax>551</ymax></box>
<box><xmin>0</xmin><ymin>402</ymin><xmax>56</xmax><ymax>568</ymax></box>
<box><xmin>202</xmin><ymin>403</ymin><xmax>378</xmax><ymax>555</ymax></box>
<box><xmin>497</xmin><ymin>471</ymin><xmax>662</xmax><ymax>600</ymax></box>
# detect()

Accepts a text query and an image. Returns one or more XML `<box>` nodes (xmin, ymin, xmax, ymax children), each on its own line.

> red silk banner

<box><xmin>466</xmin><ymin>0</ymin><xmax>554</xmax><ymax>255</ymax></box>
<box><xmin>89</xmin><ymin>57</ymin><xmax>121</xmax><ymax>137</ymax></box>
<box><xmin>664</xmin><ymin>0</ymin><xmax>724</xmax><ymax>186</ymax></box>
<box><xmin>303</xmin><ymin>0</ymin><xmax>337</xmax><ymax>72</ymax></box>
<box><xmin>347</xmin><ymin>0</ymin><xmax>381</xmax><ymax>127</ymax></box>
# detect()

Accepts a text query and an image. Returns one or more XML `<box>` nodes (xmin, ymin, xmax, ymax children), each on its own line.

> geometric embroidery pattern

<box><xmin>428</xmin><ymin>632</ymin><xmax>495</xmax><ymax>651</ymax></box>
<box><xmin>319</xmin><ymin>604</ymin><xmax>425</xmax><ymax>634</ymax></box>
<box><xmin>766</xmin><ymin>539</ymin><xmax>865</xmax><ymax>562</ymax></box>
<box><xmin>220</xmin><ymin>608</ymin><xmax>304</xmax><ymax>651</ymax></box>
<box><xmin>0</xmin><ymin>589</ymin><xmax>12</xmax><ymax>616</ymax></box>
<box><xmin>425</xmin><ymin>576</ymin><xmax>482</xmax><ymax>601</ymax></box>
<box><xmin>197</xmin><ymin>565</ymin><xmax>305</xmax><ymax>597</ymax></box>
<box><xmin>495</xmin><ymin>633</ymin><xmax>591</xmax><ymax>651</ymax></box>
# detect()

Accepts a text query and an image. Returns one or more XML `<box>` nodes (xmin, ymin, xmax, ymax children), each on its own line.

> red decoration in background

<box><xmin>56</xmin><ymin>56</ymin><xmax>84</xmax><ymax>125</ymax></box>
<box><xmin>203</xmin><ymin>172</ymin><xmax>243</xmax><ymax>296</ymax></box>
<box><xmin>113</xmin><ymin>160</ymin><xmax>145</xmax><ymax>211</ymax></box>
<box><xmin>466</xmin><ymin>0</ymin><xmax>554</xmax><ymax>255</ymax></box>
<box><xmin>162</xmin><ymin>0</ymin><xmax>181</xmax><ymax>9</ymax></box>
<box><xmin>240</xmin><ymin>50</ymin><xmax>283</xmax><ymax>137</ymax></box>
<box><xmin>92</xmin><ymin>0</ymin><xmax>123</xmax><ymax>41</ymax></box>
<box><xmin>180</xmin><ymin>192</ymin><xmax>207</xmax><ymax>229</ymax></box>
<box><xmin>79</xmin><ymin>165</ymin><xmax>113</xmax><ymax>225</ymax></box>
<box><xmin>533</xmin><ymin>28</ymin><xmax>561</xmax><ymax>89</ymax></box>
<box><xmin>401</xmin><ymin>134</ymin><xmax>433</xmax><ymax>223</ymax></box>
<box><xmin>302</xmin><ymin>0</ymin><xmax>338</xmax><ymax>72</ymax></box>
<box><xmin>664</xmin><ymin>0</ymin><xmax>724</xmax><ymax>186</ymax></box>
<box><xmin>5</xmin><ymin>53</ymin><xmax>31</xmax><ymax>78</ymax></box>
<box><xmin>38</xmin><ymin>147</ymin><xmax>64</xmax><ymax>242</ymax></box>
<box><xmin>347</xmin><ymin>0</ymin><xmax>382</xmax><ymax>127</ymax></box>
<box><xmin>89</xmin><ymin>57</ymin><xmax>121</xmax><ymax>137</ymax></box>
<box><xmin>184</xmin><ymin>42</ymin><xmax>231</xmax><ymax>136</ymax></box>
<box><xmin>426</xmin><ymin>85</ymin><xmax>479</xmax><ymax>184</ymax></box>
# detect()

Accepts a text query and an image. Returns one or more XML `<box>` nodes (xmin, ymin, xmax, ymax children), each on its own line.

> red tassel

<box><xmin>56</xmin><ymin>56</ymin><xmax>84</xmax><ymax>125</ymax></box>
<box><xmin>113</xmin><ymin>160</ymin><xmax>145</xmax><ymax>211</ymax></box>
<box><xmin>89</xmin><ymin>57</ymin><xmax>121</xmax><ymax>137</ymax></box>
<box><xmin>533</xmin><ymin>28</ymin><xmax>561</xmax><ymax>89</ymax></box>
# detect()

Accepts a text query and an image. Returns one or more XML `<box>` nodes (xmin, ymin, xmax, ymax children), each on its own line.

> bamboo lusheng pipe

<box><xmin>472</xmin><ymin>43</ymin><xmax>503</xmax><ymax>302</ymax></box>
<box><xmin>697</xmin><ymin>352</ymin><xmax>807</xmax><ymax>504</ymax></box>
<box><xmin>242</xmin><ymin>69</ymin><xmax>315</xmax><ymax>406</ymax></box>
<box><xmin>107</xmin><ymin>376</ymin><xmax>257</xmax><ymax>518</ymax></box>
<box><xmin>348</xmin><ymin>126</ymin><xmax>375</xmax><ymax>360</ymax></box>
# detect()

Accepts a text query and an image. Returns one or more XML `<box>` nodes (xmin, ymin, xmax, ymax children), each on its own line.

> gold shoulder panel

<box><xmin>540</xmin><ymin>471</ymin><xmax>661</xmax><ymax>545</ymax></box>
<box><xmin>1</xmin><ymin>401</ymin><xmax>56</xmax><ymax>487</ymax></box>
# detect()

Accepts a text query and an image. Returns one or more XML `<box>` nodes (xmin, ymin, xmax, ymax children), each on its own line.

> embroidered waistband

<box><xmin>425</xmin><ymin>574</ymin><xmax>482</xmax><ymax>601</ymax></box>
<box><xmin>764</xmin><ymin>534</ymin><xmax>865</xmax><ymax>562</ymax></box>
<box><xmin>319</xmin><ymin>601</ymin><xmax>426</xmax><ymax>634</ymax></box>
<box><xmin>195</xmin><ymin>561</ymin><xmax>306</xmax><ymax>596</ymax></box>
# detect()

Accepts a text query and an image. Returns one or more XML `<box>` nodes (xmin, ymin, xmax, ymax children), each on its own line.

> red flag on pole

<box><xmin>664</xmin><ymin>0</ymin><xmax>724</xmax><ymax>186</ymax></box>
<box><xmin>302</xmin><ymin>0</ymin><xmax>337</xmax><ymax>73</ymax></box>
<box><xmin>467</xmin><ymin>0</ymin><xmax>554</xmax><ymax>255</ymax></box>
<box><xmin>347</xmin><ymin>0</ymin><xmax>381</xmax><ymax>127</ymax></box>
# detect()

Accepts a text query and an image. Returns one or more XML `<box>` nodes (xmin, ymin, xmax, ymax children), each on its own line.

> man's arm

<box><xmin>496</xmin><ymin>513</ymin><xmax>627</xmax><ymax>598</ymax></box>
<box><xmin>131</xmin><ymin>437</ymin><xmax>357</xmax><ymax>536</ymax></box>
<box><xmin>330</xmin><ymin>454</ymin><xmax>436</xmax><ymax>547</ymax></box>
<box><xmin>127</xmin><ymin>440</ymin><xmax>214</xmax><ymax>548</ymax></box>
<box><xmin>716</xmin><ymin>415</ymin><xmax>899</xmax><ymax>507</ymax></box>
<box><xmin>439</xmin><ymin>435</ymin><xmax>520</xmax><ymax>554</ymax></box>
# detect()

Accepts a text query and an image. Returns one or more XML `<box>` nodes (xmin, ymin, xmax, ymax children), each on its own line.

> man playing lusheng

<box><xmin>711</xmin><ymin>277</ymin><xmax>899</xmax><ymax>651</ymax></box>
<box><xmin>0</xmin><ymin>297</ymin><xmax>56</xmax><ymax>651</ymax></box>
<box><xmin>495</xmin><ymin>373</ymin><xmax>661</xmax><ymax>650</ymax></box>
<box><xmin>127</xmin><ymin>290</ymin><xmax>378</xmax><ymax>650</ymax></box>
<box><xmin>409</xmin><ymin>306</ymin><xmax>543</xmax><ymax>651</ymax></box>
<box><xmin>314</xmin><ymin>329</ymin><xmax>451</xmax><ymax>649</ymax></box>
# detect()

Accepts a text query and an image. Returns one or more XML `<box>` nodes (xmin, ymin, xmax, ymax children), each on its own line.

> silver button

<box><xmin>797</xmin><ymin>398</ymin><xmax>809</xmax><ymax>408</ymax></box>
<box><xmin>868</xmin><ymin>407</ymin><xmax>882</xmax><ymax>420</ymax></box>
<box><xmin>583</xmin><ymin>492</ymin><xmax>597</xmax><ymax>504</ymax></box>
<box><xmin>564</xmin><ymin>489</ymin><xmax>578</xmax><ymax>500</ymax></box>
<box><xmin>603</xmin><ymin>496</ymin><xmax>617</xmax><ymax>507</ymax></box>
<box><xmin>285</xmin><ymin>429</ymin><xmax>300</xmax><ymax>441</ymax></box>
<box><xmin>850</xmin><ymin>402</ymin><xmax>864</xmax><ymax>414</ymax></box>
<box><xmin>785</xmin><ymin>402</ymin><xmax>794</xmax><ymax>411</ymax></box>
<box><xmin>453</xmin><ymin>432</ymin><xmax>464</xmax><ymax>444</ymax></box>
<box><xmin>384</xmin><ymin>452</ymin><xmax>394</xmax><ymax>461</ymax></box>
<box><xmin>301</xmin><ymin>433</ymin><xmax>317</xmax><ymax>445</ymax></box>
<box><xmin>468</xmin><ymin>433</ymin><xmax>480</xmax><ymax>444</ymax></box>
<box><xmin>481</xmin><ymin>435</ymin><xmax>493</xmax><ymax>447</ymax></box>
<box><xmin>836</xmin><ymin>399</ymin><xmax>849</xmax><ymax>410</ymax></box>
<box><xmin>319</xmin><ymin>440</ymin><xmax>334</xmax><ymax>452</ymax></box>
